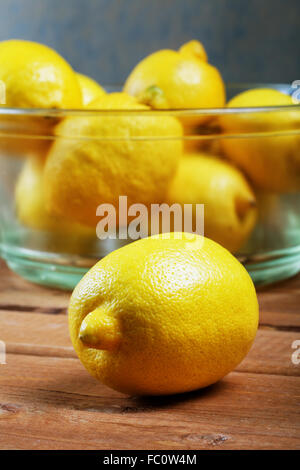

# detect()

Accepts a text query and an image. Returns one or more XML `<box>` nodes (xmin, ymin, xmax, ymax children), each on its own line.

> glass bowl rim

<box><xmin>0</xmin><ymin>82</ymin><xmax>299</xmax><ymax>118</ymax></box>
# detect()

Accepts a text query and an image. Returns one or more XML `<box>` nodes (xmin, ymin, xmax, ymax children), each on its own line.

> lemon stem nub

<box><xmin>137</xmin><ymin>85</ymin><xmax>168</xmax><ymax>108</ymax></box>
<box><xmin>79</xmin><ymin>307</ymin><xmax>121</xmax><ymax>351</ymax></box>
<box><xmin>179</xmin><ymin>40</ymin><xmax>208</xmax><ymax>62</ymax></box>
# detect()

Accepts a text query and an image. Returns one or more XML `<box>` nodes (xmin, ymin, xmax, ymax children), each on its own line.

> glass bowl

<box><xmin>0</xmin><ymin>84</ymin><xmax>299</xmax><ymax>289</ymax></box>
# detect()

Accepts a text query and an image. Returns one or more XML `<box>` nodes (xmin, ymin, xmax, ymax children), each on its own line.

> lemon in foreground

<box><xmin>167</xmin><ymin>153</ymin><xmax>257</xmax><ymax>253</ymax></box>
<box><xmin>69</xmin><ymin>232</ymin><xmax>259</xmax><ymax>396</ymax></box>
<box><xmin>44</xmin><ymin>92</ymin><xmax>183</xmax><ymax>227</ymax></box>
<box><xmin>76</xmin><ymin>73</ymin><xmax>105</xmax><ymax>106</ymax></box>
<box><xmin>219</xmin><ymin>88</ymin><xmax>300</xmax><ymax>192</ymax></box>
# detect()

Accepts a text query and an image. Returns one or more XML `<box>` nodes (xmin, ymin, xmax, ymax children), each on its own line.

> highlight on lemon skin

<box><xmin>79</xmin><ymin>307</ymin><xmax>121</xmax><ymax>351</ymax></box>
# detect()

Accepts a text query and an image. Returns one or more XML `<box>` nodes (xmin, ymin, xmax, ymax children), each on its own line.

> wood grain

<box><xmin>0</xmin><ymin>261</ymin><xmax>69</xmax><ymax>313</ymax></box>
<box><xmin>0</xmin><ymin>258</ymin><xmax>299</xmax><ymax>450</ymax></box>
<box><xmin>1</xmin><ymin>311</ymin><xmax>299</xmax><ymax>376</ymax></box>
<box><xmin>0</xmin><ymin>354</ymin><xmax>299</xmax><ymax>450</ymax></box>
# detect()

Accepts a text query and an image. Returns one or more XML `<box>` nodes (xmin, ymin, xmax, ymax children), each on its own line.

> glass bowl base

<box><xmin>6</xmin><ymin>256</ymin><xmax>87</xmax><ymax>290</ymax></box>
<box><xmin>241</xmin><ymin>246</ymin><xmax>300</xmax><ymax>286</ymax></box>
<box><xmin>2</xmin><ymin>244</ymin><xmax>300</xmax><ymax>290</ymax></box>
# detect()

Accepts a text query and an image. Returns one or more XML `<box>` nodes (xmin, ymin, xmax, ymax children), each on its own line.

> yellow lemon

<box><xmin>0</xmin><ymin>40</ymin><xmax>82</xmax><ymax>157</ymax></box>
<box><xmin>124</xmin><ymin>40</ymin><xmax>225</xmax><ymax>126</ymax></box>
<box><xmin>43</xmin><ymin>92</ymin><xmax>183</xmax><ymax>227</ymax></box>
<box><xmin>0</xmin><ymin>40</ymin><xmax>82</xmax><ymax>108</ymax></box>
<box><xmin>76</xmin><ymin>73</ymin><xmax>105</xmax><ymax>106</ymax></box>
<box><xmin>124</xmin><ymin>40</ymin><xmax>225</xmax><ymax>154</ymax></box>
<box><xmin>167</xmin><ymin>153</ymin><xmax>257</xmax><ymax>253</ymax></box>
<box><xmin>69</xmin><ymin>232</ymin><xmax>259</xmax><ymax>396</ymax></box>
<box><xmin>219</xmin><ymin>88</ymin><xmax>300</xmax><ymax>192</ymax></box>
<box><xmin>15</xmin><ymin>156</ymin><xmax>93</xmax><ymax>237</ymax></box>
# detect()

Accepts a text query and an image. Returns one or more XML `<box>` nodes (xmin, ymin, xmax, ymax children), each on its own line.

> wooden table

<box><xmin>0</xmin><ymin>258</ymin><xmax>299</xmax><ymax>450</ymax></box>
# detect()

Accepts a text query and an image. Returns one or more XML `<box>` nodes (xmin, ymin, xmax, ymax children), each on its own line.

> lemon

<box><xmin>76</xmin><ymin>73</ymin><xmax>105</xmax><ymax>106</ymax></box>
<box><xmin>15</xmin><ymin>156</ymin><xmax>96</xmax><ymax>257</ymax></box>
<box><xmin>0</xmin><ymin>40</ymin><xmax>82</xmax><ymax>157</ymax></box>
<box><xmin>43</xmin><ymin>92</ymin><xmax>183</xmax><ymax>227</ymax></box>
<box><xmin>15</xmin><ymin>156</ymin><xmax>94</xmax><ymax>236</ymax></box>
<box><xmin>69</xmin><ymin>232</ymin><xmax>259</xmax><ymax>396</ymax></box>
<box><xmin>124</xmin><ymin>40</ymin><xmax>225</xmax><ymax>126</ymax></box>
<box><xmin>0</xmin><ymin>40</ymin><xmax>82</xmax><ymax>108</ymax></box>
<box><xmin>167</xmin><ymin>153</ymin><xmax>257</xmax><ymax>253</ymax></box>
<box><xmin>219</xmin><ymin>88</ymin><xmax>300</xmax><ymax>192</ymax></box>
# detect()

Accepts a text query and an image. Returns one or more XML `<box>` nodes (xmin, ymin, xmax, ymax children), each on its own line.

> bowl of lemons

<box><xmin>0</xmin><ymin>39</ymin><xmax>299</xmax><ymax>289</ymax></box>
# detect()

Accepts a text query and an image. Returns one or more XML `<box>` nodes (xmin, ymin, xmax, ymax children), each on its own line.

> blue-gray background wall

<box><xmin>0</xmin><ymin>0</ymin><xmax>299</xmax><ymax>85</ymax></box>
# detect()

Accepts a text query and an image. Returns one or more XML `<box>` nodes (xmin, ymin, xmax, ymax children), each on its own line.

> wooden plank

<box><xmin>238</xmin><ymin>329</ymin><xmax>300</xmax><ymax>377</ymax></box>
<box><xmin>259</xmin><ymin>311</ymin><xmax>300</xmax><ymax>330</ymax></box>
<box><xmin>0</xmin><ymin>353</ymin><xmax>299</xmax><ymax>450</ymax></box>
<box><xmin>1</xmin><ymin>310</ymin><xmax>299</xmax><ymax>377</ymax></box>
<box><xmin>256</xmin><ymin>273</ymin><xmax>300</xmax><ymax>327</ymax></box>
<box><xmin>1</xmin><ymin>259</ymin><xmax>299</xmax><ymax>329</ymax></box>
<box><xmin>0</xmin><ymin>260</ymin><xmax>69</xmax><ymax>313</ymax></box>
<box><xmin>0</xmin><ymin>261</ymin><xmax>300</xmax><ymax>450</ymax></box>
<box><xmin>0</xmin><ymin>311</ymin><xmax>73</xmax><ymax>349</ymax></box>
<box><xmin>257</xmin><ymin>289</ymin><xmax>300</xmax><ymax>317</ymax></box>
<box><xmin>257</xmin><ymin>273</ymin><xmax>300</xmax><ymax>292</ymax></box>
